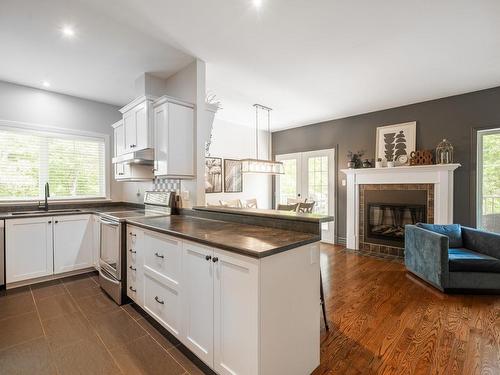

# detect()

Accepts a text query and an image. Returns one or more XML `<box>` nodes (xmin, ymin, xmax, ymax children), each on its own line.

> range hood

<box><xmin>112</xmin><ymin>148</ymin><xmax>154</xmax><ymax>165</ymax></box>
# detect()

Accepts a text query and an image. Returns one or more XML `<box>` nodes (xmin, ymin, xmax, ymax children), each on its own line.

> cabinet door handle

<box><xmin>129</xmin><ymin>266</ymin><xmax>136</xmax><ymax>271</ymax></box>
<box><xmin>129</xmin><ymin>286</ymin><xmax>136</xmax><ymax>292</ymax></box>
<box><xmin>212</xmin><ymin>257</ymin><xmax>219</xmax><ymax>263</ymax></box>
<box><xmin>129</xmin><ymin>249</ymin><xmax>137</xmax><ymax>254</ymax></box>
<box><xmin>48</xmin><ymin>221</ymin><xmax>52</xmax><ymax>224</ymax></box>
<box><xmin>55</xmin><ymin>220</ymin><xmax>59</xmax><ymax>224</ymax></box>
<box><xmin>155</xmin><ymin>296</ymin><xmax>164</xmax><ymax>305</ymax></box>
<box><xmin>129</xmin><ymin>232</ymin><xmax>136</xmax><ymax>237</ymax></box>
<box><xmin>205</xmin><ymin>255</ymin><xmax>212</xmax><ymax>261</ymax></box>
<box><xmin>154</xmin><ymin>252</ymin><xmax>164</xmax><ymax>259</ymax></box>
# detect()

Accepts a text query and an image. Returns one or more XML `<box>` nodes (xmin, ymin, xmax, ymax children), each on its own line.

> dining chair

<box><xmin>277</xmin><ymin>203</ymin><xmax>299</xmax><ymax>211</ymax></box>
<box><xmin>297</xmin><ymin>201</ymin><xmax>315</xmax><ymax>213</ymax></box>
<box><xmin>287</xmin><ymin>197</ymin><xmax>307</xmax><ymax>205</ymax></box>
<box><xmin>243</xmin><ymin>198</ymin><xmax>258</xmax><ymax>208</ymax></box>
<box><xmin>219</xmin><ymin>199</ymin><xmax>242</xmax><ymax>208</ymax></box>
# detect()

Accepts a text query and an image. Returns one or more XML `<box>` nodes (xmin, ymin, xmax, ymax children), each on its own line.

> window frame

<box><xmin>476</xmin><ymin>127</ymin><xmax>500</xmax><ymax>231</ymax></box>
<box><xmin>0</xmin><ymin>119</ymin><xmax>111</xmax><ymax>203</ymax></box>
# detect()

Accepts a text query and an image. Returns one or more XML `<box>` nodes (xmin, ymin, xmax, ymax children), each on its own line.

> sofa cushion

<box><xmin>448</xmin><ymin>248</ymin><xmax>500</xmax><ymax>273</ymax></box>
<box><xmin>417</xmin><ymin>223</ymin><xmax>463</xmax><ymax>248</ymax></box>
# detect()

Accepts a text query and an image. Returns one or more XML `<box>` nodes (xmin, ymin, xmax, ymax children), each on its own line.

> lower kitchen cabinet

<box><xmin>6</xmin><ymin>214</ymin><xmax>95</xmax><ymax>285</ymax></box>
<box><xmin>53</xmin><ymin>215</ymin><xmax>93</xmax><ymax>274</ymax></box>
<box><xmin>6</xmin><ymin>217</ymin><xmax>54</xmax><ymax>283</ymax></box>
<box><xmin>126</xmin><ymin>225</ymin><xmax>320</xmax><ymax>375</ymax></box>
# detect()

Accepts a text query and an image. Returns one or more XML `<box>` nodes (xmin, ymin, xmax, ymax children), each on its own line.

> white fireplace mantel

<box><xmin>340</xmin><ymin>164</ymin><xmax>461</xmax><ymax>249</ymax></box>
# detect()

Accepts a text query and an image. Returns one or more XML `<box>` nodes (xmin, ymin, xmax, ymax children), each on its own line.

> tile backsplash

<box><xmin>152</xmin><ymin>178</ymin><xmax>180</xmax><ymax>192</ymax></box>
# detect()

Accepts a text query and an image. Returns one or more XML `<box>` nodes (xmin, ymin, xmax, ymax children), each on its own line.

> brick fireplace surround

<box><xmin>358</xmin><ymin>184</ymin><xmax>434</xmax><ymax>257</ymax></box>
<box><xmin>341</xmin><ymin>164</ymin><xmax>461</xmax><ymax>257</ymax></box>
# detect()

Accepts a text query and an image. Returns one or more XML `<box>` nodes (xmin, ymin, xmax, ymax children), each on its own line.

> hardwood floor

<box><xmin>314</xmin><ymin>244</ymin><xmax>500</xmax><ymax>375</ymax></box>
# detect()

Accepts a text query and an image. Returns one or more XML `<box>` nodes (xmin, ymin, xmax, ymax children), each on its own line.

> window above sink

<box><xmin>0</xmin><ymin>121</ymin><xmax>109</xmax><ymax>202</ymax></box>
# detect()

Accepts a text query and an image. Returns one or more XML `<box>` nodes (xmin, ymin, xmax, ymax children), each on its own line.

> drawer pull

<box><xmin>212</xmin><ymin>257</ymin><xmax>219</xmax><ymax>263</ymax></box>
<box><xmin>205</xmin><ymin>255</ymin><xmax>212</xmax><ymax>261</ymax></box>
<box><xmin>129</xmin><ymin>286</ymin><xmax>136</xmax><ymax>292</ymax></box>
<box><xmin>129</xmin><ymin>266</ymin><xmax>136</xmax><ymax>271</ymax></box>
<box><xmin>155</xmin><ymin>296</ymin><xmax>165</xmax><ymax>305</ymax></box>
<box><xmin>129</xmin><ymin>249</ymin><xmax>136</xmax><ymax>254</ymax></box>
<box><xmin>154</xmin><ymin>252</ymin><xmax>164</xmax><ymax>259</ymax></box>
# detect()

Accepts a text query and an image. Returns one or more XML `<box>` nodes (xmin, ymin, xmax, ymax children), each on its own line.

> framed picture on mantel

<box><xmin>375</xmin><ymin>121</ymin><xmax>416</xmax><ymax>166</ymax></box>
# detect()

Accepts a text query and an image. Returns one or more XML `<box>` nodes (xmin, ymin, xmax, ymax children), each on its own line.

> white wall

<box><xmin>206</xmin><ymin>118</ymin><xmax>272</xmax><ymax>209</ymax></box>
<box><xmin>0</xmin><ymin>80</ymin><xmax>123</xmax><ymax>201</ymax></box>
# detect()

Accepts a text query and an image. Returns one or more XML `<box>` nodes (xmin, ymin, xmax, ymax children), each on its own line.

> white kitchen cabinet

<box><xmin>127</xmin><ymin>227</ymin><xmax>143</xmax><ymax>305</ymax></box>
<box><xmin>53</xmin><ymin>215</ymin><xmax>93</xmax><ymax>274</ymax></box>
<box><xmin>112</xmin><ymin>120</ymin><xmax>125</xmax><ymax>157</ymax></box>
<box><xmin>126</xmin><ymin>225</ymin><xmax>320</xmax><ymax>375</ymax></box>
<box><xmin>213</xmin><ymin>249</ymin><xmax>259</xmax><ymax>375</ymax></box>
<box><xmin>182</xmin><ymin>242</ymin><xmax>214</xmax><ymax>366</ymax></box>
<box><xmin>120</xmin><ymin>96</ymin><xmax>154</xmax><ymax>153</ymax></box>
<box><xmin>92</xmin><ymin>215</ymin><xmax>101</xmax><ymax>269</ymax></box>
<box><xmin>6</xmin><ymin>217</ymin><xmax>54</xmax><ymax>283</ymax></box>
<box><xmin>153</xmin><ymin>96</ymin><xmax>194</xmax><ymax>178</ymax></box>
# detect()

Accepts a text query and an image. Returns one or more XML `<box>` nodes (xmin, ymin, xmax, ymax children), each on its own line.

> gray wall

<box><xmin>272</xmin><ymin>86</ymin><xmax>500</xmax><ymax>243</ymax></box>
<box><xmin>0</xmin><ymin>80</ymin><xmax>123</xmax><ymax>200</ymax></box>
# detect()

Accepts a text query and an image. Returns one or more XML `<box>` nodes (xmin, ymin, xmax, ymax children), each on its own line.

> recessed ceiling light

<box><xmin>253</xmin><ymin>0</ymin><xmax>263</xmax><ymax>8</ymax></box>
<box><xmin>42</xmin><ymin>81</ymin><xmax>50</xmax><ymax>88</ymax></box>
<box><xmin>61</xmin><ymin>25</ymin><xmax>75</xmax><ymax>37</ymax></box>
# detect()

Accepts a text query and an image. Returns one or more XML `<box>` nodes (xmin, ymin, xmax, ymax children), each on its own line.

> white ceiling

<box><xmin>2</xmin><ymin>0</ymin><xmax>500</xmax><ymax>130</ymax></box>
<box><xmin>0</xmin><ymin>0</ymin><xmax>194</xmax><ymax>107</ymax></box>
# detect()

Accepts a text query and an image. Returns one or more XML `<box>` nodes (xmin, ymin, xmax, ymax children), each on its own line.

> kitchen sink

<box><xmin>10</xmin><ymin>209</ymin><xmax>82</xmax><ymax>216</ymax></box>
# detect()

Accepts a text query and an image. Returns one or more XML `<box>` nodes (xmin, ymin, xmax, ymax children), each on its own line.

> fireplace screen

<box><xmin>366</xmin><ymin>203</ymin><xmax>426</xmax><ymax>245</ymax></box>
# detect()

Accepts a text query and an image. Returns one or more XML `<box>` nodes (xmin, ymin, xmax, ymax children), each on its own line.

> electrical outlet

<box><xmin>181</xmin><ymin>190</ymin><xmax>189</xmax><ymax>201</ymax></box>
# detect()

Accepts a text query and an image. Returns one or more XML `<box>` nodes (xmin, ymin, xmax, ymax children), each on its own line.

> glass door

<box><xmin>276</xmin><ymin>149</ymin><xmax>335</xmax><ymax>243</ymax></box>
<box><xmin>477</xmin><ymin>128</ymin><xmax>500</xmax><ymax>233</ymax></box>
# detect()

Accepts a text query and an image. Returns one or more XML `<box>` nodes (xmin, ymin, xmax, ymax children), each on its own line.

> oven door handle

<box><xmin>99</xmin><ymin>268</ymin><xmax>120</xmax><ymax>285</ymax></box>
<box><xmin>100</xmin><ymin>217</ymin><xmax>120</xmax><ymax>226</ymax></box>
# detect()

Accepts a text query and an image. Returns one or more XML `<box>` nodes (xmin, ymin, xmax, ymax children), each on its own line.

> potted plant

<box><xmin>347</xmin><ymin>150</ymin><xmax>365</xmax><ymax>169</ymax></box>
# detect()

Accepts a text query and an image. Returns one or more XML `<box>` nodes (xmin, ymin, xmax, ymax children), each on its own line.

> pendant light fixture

<box><xmin>240</xmin><ymin>104</ymin><xmax>284</xmax><ymax>174</ymax></box>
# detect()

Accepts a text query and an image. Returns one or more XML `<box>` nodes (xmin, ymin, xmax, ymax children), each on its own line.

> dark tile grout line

<box><xmin>120</xmin><ymin>303</ymin><xmax>191</xmax><ymax>374</ymax></box>
<box><xmin>29</xmin><ymin>282</ymin><xmax>62</xmax><ymax>375</ymax></box>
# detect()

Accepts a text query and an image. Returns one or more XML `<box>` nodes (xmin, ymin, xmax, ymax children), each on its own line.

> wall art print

<box><xmin>224</xmin><ymin>159</ymin><xmax>243</xmax><ymax>193</ymax></box>
<box><xmin>375</xmin><ymin>121</ymin><xmax>416</xmax><ymax>166</ymax></box>
<box><xmin>205</xmin><ymin>157</ymin><xmax>222</xmax><ymax>193</ymax></box>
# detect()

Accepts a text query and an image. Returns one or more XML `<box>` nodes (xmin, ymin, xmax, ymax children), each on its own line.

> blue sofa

<box><xmin>405</xmin><ymin>223</ymin><xmax>500</xmax><ymax>292</ymax></box>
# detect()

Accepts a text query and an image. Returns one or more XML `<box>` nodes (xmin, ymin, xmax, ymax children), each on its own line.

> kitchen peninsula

<box><xmin>125</xmin><ymin>207</ymin><xmax>333</xmax><ymax>375</ymax></box>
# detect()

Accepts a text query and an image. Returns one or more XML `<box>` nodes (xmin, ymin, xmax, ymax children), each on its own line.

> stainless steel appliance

<box><xmin>0</xmin><ymin>220</ymin><xmax>4</xmax><ymax>287</ymax></box>
<box><xmin>98</xmin><ymin>191</ymin><xmax>174</xmax><ymax>304</ymax></box>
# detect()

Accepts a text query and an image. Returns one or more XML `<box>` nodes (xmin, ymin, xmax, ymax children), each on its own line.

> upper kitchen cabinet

<box><xmin>153</xmin><ymin>96</ymin><xmax>195</xmax><ymax>179</ymax></box>
<box><xmin>118</xmin><ymin>95</ymin><xmax>156</xmax><ymax>154</ymax></box>
<box><xmin>112</xmin><ymin>119</ymin><xmax>125</xmax><ymax>157</ymax></box>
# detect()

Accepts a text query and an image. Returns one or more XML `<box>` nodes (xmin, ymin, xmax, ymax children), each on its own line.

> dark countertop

<box><xmin>193</xmin><ymin>206</ymin><xmax>334</xmax><ymax>223</ymax></box>
<box><xmin>0</xmin><ymin>204</ymin><xmax>142</xmax><ymax>220</ymax></box>
<box><xmin>126</xmin><ymin>215</ymin><xmax>320</xmax><ymax>258</ymax></box>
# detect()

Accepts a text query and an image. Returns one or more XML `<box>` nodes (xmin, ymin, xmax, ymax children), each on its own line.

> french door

<box><xmin>477</xmin><ymin>128</ymin><xmax>500</xmax><ymax>233</ymax></box>
<box><xmin>276</xmin><ymin>149</ymin><xmax>335</xmax><ymax>243</ymax></box>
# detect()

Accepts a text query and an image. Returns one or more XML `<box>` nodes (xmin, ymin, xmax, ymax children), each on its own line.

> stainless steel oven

<box><xmin>98</xmin><ymin>216</ymin><xmax>124</xmax><ymax>304</ymax></box>
<box><xmin>98</xmin><ymin>191</ymin><xmax>174</xmax><ymax>305</ymax></box>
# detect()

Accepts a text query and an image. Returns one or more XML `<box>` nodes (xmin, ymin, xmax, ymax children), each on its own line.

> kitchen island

<box><xmin>125</xmin><ymin>210</ymin><xmax>332</xmax><ymax>375</ymax></box>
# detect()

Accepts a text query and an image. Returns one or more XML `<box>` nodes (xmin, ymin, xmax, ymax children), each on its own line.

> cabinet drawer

<box><xmin>144</xmin><ymin>232</ymin><xmax>181</xmax><ymax>287</ymax></box>
<box><xmin>143</xmin><ymin>274</ymin><xmax>181</xmax><ymax>337</ymax></box>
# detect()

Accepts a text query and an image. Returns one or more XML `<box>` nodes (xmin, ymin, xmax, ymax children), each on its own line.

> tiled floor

<box><xmin>0</xmin><ymin>273</ymin><xmax>203</xmax><ymax>375</ymax></box>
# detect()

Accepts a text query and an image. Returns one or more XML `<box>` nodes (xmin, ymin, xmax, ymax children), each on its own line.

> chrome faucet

<box><xmin>38</xmin><ymin>182</ymin><xmax>50</xmax><ymax>211</ymax></box>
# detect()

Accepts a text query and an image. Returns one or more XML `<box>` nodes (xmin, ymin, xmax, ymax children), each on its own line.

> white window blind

<box><xmin>0</xmin><ymin>126</ymin><xmax>106</xmax><ymax>201</ymax></box>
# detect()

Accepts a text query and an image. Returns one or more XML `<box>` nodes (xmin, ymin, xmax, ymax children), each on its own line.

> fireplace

<box><xmin>366</xmin><ymin>202</ymin><xmax>426</xmax><ymax>247</ymax></box>
<box><xmin>359</xmin><ymin>185</ymin><xmax>433</xmax><ymax>256</ymax></box>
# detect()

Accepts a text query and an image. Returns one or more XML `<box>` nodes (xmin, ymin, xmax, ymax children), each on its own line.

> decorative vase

<box><xmin>347</xmin><ymin>161</ymin><xmax>355</xmax><ymax>169</ymax></box>
<box><xmin>387</xmin><ymin>161</ymin><xmax>395</xmax><ymax>168</ymax></box>
<box><xmin>436</xmin><ymin>139</ymin><xmax>454</xmax><ymax>164</ymax></box>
